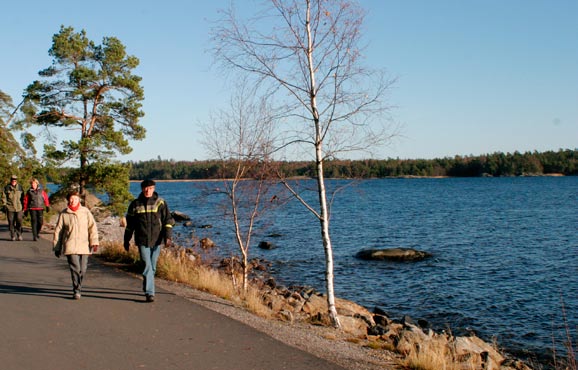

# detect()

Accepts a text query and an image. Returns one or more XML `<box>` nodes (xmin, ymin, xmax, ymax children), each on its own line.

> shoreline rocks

<box><xmin>257</xmin><ymin>279</ymin><xmax>531</xmax><ymax>370</ymax></box>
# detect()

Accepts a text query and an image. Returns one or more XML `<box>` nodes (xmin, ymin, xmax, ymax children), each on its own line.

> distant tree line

<box><xmin>128</xmin><ymin>149</ymin><xmax>578</xmax><ymax>180</ymax></box>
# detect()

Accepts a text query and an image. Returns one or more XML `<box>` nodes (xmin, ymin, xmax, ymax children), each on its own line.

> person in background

<box><xmin>53</xmin><ymin>191</ymin><xmax>99</xmax><ymax>300</ymax></box>
<box><xmin>1</xmin><ymin>175</ymin><xmax>24</xmax><ymax>241</ymax></box>
<box><xmin>123</xmin><ymin>179</ymin><xmax>174</xmax><ymax>302</ymax></box>
<box><xmin>23</xmin><ymin>178</ymin><xmax>50</xmax><ymax>241</ymax></box>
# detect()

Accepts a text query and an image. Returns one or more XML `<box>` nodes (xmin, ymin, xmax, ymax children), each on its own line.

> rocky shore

<box><xmin>44</xmin><ymin>194</ymin><xmax>535</xmax><ymax>370</ymax></box>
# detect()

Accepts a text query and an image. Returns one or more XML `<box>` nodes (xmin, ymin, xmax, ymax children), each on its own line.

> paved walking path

<box><xmin>0</xmin><ymin>222</ymin><xmax>345</xmax><ymax>370</ymax></box>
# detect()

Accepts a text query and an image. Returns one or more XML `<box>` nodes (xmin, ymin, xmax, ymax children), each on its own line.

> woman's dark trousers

<box><xmin>29</xmin><ymin>210</ymin><xmax>43</xmax><ymax>241</ymax></box>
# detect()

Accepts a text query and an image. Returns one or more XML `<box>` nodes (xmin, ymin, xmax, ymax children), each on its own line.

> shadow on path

<box><xmin>0</xmin><ymin>279</ymin><xmax>146</xmax><ymax>302</ymax></box>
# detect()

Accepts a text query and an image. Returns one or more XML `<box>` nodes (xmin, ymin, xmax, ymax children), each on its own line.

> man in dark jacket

<box><xmin>1</xmin><ymin>175</ymin><xmax>24</xmax><ymax>241</ymax></box>
<box><xmin>124</xmin><ymin>179</ymin><xmax>174</xmax><ymax>302</ymax></box>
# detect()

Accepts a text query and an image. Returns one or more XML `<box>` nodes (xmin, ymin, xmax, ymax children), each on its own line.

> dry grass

<box><xmin>97</xmin><ymin>241</ymin><xmax>272</xmax><ymax>319</ymax></box>
<box><xmin>365</xmin><ymin>341</ymin><xmax>395</xmax><ymax>352</ymax></box>
<box><xmin>398</xmin><ymin>340</ymin><xmax>476</xmax><ymax>370</ymax></box>
<box><xmin>551</xmin><ymin>298</ymin><xmax>577</xmax><ymax>370</ymax></box>
<box><xmin>97</xmin><ymin>241</ymin><xmax>141</xmax><ymax>267</ymax></box>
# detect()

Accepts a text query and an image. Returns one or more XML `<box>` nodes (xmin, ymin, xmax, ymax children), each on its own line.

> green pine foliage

<box><xmin>0</xmin><ymin>89</ymin><xmax>29</xmax><ymax>180</ymax></box>
<box><xmin>14</xmin><ymin>25</ymin><xmax>146</xmax><ymax>214</ymax></box>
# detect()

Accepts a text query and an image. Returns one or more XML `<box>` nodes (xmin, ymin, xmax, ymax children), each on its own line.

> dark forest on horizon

<box><xmin>128</xmin><ymin>149</ymin><xmax>577</xmax><ymax>180</ymax></box>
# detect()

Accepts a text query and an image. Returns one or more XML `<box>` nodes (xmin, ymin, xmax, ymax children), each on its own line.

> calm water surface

<box><xmin>133</xmin><ymin>177</ymin><xmax>578</xmax><ymax>362</ymax></box>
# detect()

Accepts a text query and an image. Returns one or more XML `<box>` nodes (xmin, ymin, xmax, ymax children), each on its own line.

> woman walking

<box><xmin>53</xmin><ymin>191</ymin><xmax>99</xmax><ymax>300</ymax></box>
<box><xmin>23</xmin><ymin>178</ymin><xmax>50</xmax><ymax>241</ymax></box>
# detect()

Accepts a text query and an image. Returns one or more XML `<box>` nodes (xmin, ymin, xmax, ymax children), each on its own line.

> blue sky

<box><xmin>2</xmin><ymin>0</ymin><xmax>576</xmax><ymax>162</ymax></box>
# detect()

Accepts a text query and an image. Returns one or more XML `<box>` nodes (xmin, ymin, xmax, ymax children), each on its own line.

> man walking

<box><xmin>2</xmin><ymin>175</ymin><xmax>24</xmax><ymax>241</ymax></box>
<box><xmin>123</xmin><ymin>179</ymin><xmax>174</xmax><ymax>302</ymax></box>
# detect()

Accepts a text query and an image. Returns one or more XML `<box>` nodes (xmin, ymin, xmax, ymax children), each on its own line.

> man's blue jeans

<box><xmin>138</xmin><ymin>245</ymin><xmax>161</xmax><ymax>296</ymax></box>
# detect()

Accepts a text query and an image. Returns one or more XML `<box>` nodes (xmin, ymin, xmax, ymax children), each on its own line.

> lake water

<box><xmin>129</xmin><ymin>177</ymin><xmax>577</xmax><ymax>363</ymax></box>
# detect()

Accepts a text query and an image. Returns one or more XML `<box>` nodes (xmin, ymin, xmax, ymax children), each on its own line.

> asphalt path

<box><xmin>0</xmin><ymin>222</ymin><xmax>345</xmax><ymax>370</ymax></box>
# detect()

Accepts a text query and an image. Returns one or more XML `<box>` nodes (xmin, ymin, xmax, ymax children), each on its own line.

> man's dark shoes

<box><xmin>145</xmin><ymin>294</ymin><xmax>155</xmax><ymax>303</ymax></box>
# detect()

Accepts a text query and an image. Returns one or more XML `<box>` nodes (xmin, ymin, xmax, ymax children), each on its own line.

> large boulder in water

<box><xmin>258</xmin><ymin>241</ymin><xmax>277</xmax><ymax>250</ymax></box>
<box><xmin>171</xmin><ymin>210</ymin><xmax>190</xmax><ymax>222</ymax></box>
<box><xmin>355</xmin><ymin>248</ymin><xmax>432</xmax><ymax>262</ymax></box>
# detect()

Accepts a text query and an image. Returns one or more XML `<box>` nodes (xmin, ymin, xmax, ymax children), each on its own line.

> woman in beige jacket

<box><xmin>53</xmin><ymin>191</ymin><xmax>99</xmax><ymax>300</ymax></box>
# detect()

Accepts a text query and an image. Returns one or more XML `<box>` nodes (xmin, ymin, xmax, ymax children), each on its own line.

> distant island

<box><xmin>127</xmin><ymin>149</ymin><xmax>577</xmax><ymax>180</ymax></box>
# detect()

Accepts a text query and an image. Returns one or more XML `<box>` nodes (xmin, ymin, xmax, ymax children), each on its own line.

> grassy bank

<box><xmin>96</xmin><ymin>241</ymin><xmax>272</xmax><ymax>319</ymax></box>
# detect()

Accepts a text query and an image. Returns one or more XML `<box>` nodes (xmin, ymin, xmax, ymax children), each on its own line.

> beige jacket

<box><xmin>53</xmin><ymin>206</ymin><xmax>99</xmax><ymax>255</ymax></box>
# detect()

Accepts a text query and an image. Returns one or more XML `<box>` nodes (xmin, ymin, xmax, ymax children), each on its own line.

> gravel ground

<box><xmin>157</xmin><ymin>279</ymin><xmax>400</xmax><ymax>370</ymax></box>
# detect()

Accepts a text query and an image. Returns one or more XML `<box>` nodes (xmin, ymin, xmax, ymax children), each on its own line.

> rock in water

<box><xmin>258</xmin><ymin>241</ymin><xmax>277</xmax><ymax>250</ymax></box>
<box><xmin>171</xmin><ymin>210</ymin><xmax>190</xmax><ymax>222</ymax></box>
<box><xmin>355</xmin><ymin>248</ymin><xmax>432</xmax><ymax>262</ymax></box>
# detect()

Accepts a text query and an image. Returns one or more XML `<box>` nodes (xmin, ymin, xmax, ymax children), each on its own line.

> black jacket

<box><xmin>124</xmin><ymin>192</ymin><xmax>174</xmax><ymax>247</ymax></box>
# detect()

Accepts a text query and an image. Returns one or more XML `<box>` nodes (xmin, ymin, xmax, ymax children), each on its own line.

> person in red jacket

<box><xmin>23</xmin><ymin>178</ymin><xmax>50</xmax><ymax>241</ymax></box>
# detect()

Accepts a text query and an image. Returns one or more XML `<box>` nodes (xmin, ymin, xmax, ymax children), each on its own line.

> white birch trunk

<box><xmin>315</xmin><ymin>147</ymin><xmax>341</xmax><ymax>328</ymax></box>
<box><xmin>307</xmin><ymin>0</ymin><xmax>340</xmax><ymax>327</ymax></box>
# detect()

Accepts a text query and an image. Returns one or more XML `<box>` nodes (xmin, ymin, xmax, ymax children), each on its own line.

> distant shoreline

<box><xmin>129</xmin><ymin>173</ymin><xmax>567</xmax><ymax>182</ymax></box>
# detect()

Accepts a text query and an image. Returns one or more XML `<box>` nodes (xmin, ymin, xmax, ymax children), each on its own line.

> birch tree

<box><xmin>211</xmin><ymin>0</ymin><xmax>395</xmax><ymax>327</ymax></box>
<box><xmin>203</xmin><ymin>82</ymin><xmax>278</xmax><ymax>292</ymax></box>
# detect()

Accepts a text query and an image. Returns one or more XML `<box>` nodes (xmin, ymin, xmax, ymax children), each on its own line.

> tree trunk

<box><xmin>241</xmin><ymin>250</ymin><xmax>248</xmax><ymax>292</ymax></box>
<box><xmin>79</xmin><ymin>152</ymin><xmax>88</xmax><ymax>196</ymax></box>
<box><xmin>306</xmin><ymin>0</ymin><xmax>340</xmax><ymax>328</ymax></box>
<box><xmin>231</xmin><ymin>182</ymin><xmax>250</xmax><ymax>292</ymax></box>
<box><xmin>315</xmin><ymin>146</ymin><xmax>341</xmax><ymax>328</ymax></box>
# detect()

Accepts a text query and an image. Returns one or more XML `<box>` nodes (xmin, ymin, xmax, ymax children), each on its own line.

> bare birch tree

<box><xmin>211</xmin><ymin>0</ymin><xmax>395</xmax><ymax>327</ymax></box>
<box><xmin>202</xmin><ymin>81</ymin><xmax>278</xmax><ymax>292</ymax></box>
